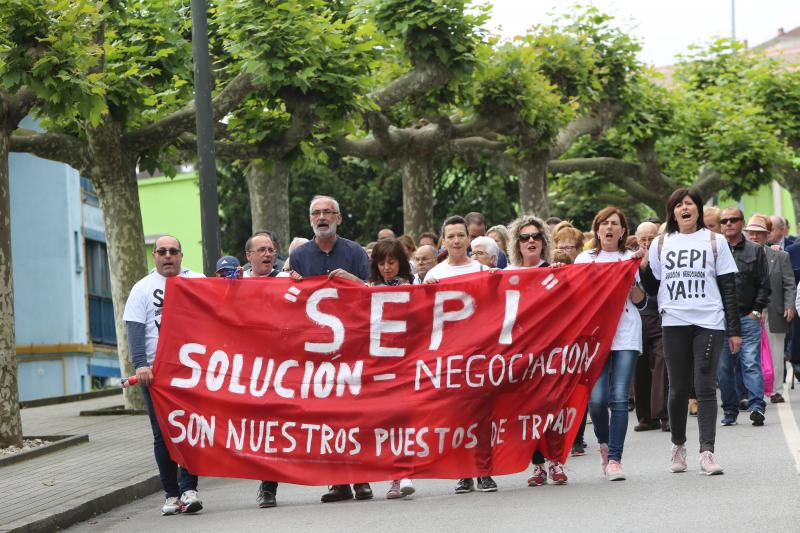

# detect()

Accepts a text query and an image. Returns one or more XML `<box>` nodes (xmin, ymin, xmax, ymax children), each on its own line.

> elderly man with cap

<box><xmin>745</xmin><ymin>215</ymin><xmax>796</xmax><ymax>403</ymax></box>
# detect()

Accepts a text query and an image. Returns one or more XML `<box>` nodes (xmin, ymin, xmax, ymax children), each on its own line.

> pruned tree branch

<box><xmin>124</xmin><ymin>72</ymin><xmax>257</xmax><ymax>152</ymax></box>
<box><xmin>548</xmin><ymin>157</ymin><xmax>661</xmax><ymax>206</ymax></box>
<box><xmin>550</xmin><ymin>101</ymin><xmax>622</xmax><ymax>158</ymax></box>
<box><xmin>333</xmin><ymin>135</ymin><xmax>390</xmax><ymax>159</ymax></box>
<box><xmin>449</xmin><ymin>136</ymin><xmax>508</xmax><ymax>155</ymax></box>
<box><xmin>6</xmin><ymin>87</ymin><xmax>38</xmax><ymax>127</ymax></box>
<box><xmin>9</xmin><ymin>129</ymin><xmax>88</xmax><ymax>172</ymax></box>
<box><xmin>368</xmin><ymin>62</ymin><xmax>452</xmax><ymax>111</ymax></box>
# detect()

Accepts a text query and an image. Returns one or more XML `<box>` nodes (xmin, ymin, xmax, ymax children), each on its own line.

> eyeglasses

<box><xmin>310</xmin><ymin>209</ymin><xmax>339</xmax><ymax>218</ymax></box>
<box><xmin>518</xmin><ymin>233</ymin><xmax>543</xmax><ymax>243</ymax></box>
<box><xmin>720</xmin><ymin>217</ymin><xmax>743</xmax><ymax>225</ymax></box>
<box><xmin>155</xmin><ymin>247</ymin><xmax>181</xmax><ymax>256</ymax></box>
<box><xmin>247</xmin><ymin>247</ymin><xmax>277</xmax><ymax>255</ymax></box>
<box><xmin>472</xmin><ymin>250</ymin><xmax>489</xmax><ymax>257</ymax></box>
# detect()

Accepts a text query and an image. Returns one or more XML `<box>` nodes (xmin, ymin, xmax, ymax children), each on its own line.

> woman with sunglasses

<box><xmin>504</xmin><ymin>216</ymin><xmax>569</xmax><ymax>485</ymax></box>
<box><xmin>506</xmin><ymin>215</ymin><xmax>552</xmax><ymax>270</ymax></box>
<box><xmin>574</xmin><ymin>207</ymin><xmax>645</xmax><ymax>481</ymax></box>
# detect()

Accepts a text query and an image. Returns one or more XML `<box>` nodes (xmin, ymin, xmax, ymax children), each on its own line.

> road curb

<box><xmin>5</xmin><ymin>475</ymin><xmax>161</xmax><ymax>533</ymax></box>
<box><xmin>0</xmin><ymin>435</ymin><xmax>89</xmax><ymax>468</ymax></box>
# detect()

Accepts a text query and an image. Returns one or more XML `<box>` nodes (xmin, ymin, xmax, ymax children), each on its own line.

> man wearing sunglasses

<box><xmin>717</xmin><ymin>208</ymin><xmax>771</xmax><ymax>427</ymax></box>
<box><xmin>123</xmin><ymin>235</ymin><xmax>205</xmax><ymax>516</ymax></box>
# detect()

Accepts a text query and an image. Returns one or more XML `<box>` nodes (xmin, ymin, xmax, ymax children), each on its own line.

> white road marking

<box><xmin>778</xmin><ymin>383</ymin><xmax>800</xmax><ymax>474</ymax></box>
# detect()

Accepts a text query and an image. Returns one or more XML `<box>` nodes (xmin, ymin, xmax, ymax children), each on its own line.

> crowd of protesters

<box><xmin>124</xmin><ymin>189</ymin><xmax>800</xmax><ymax>515</ymax></box>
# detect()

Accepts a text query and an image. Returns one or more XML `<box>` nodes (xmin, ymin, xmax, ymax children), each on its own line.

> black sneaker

<box><xmin>454</xmin><ymin>478</ymin><xmax>474</xmax><ymax>494</ymax></box>
<box><xmin>750</xmin><ymin>410</ymin><xmax>765</xmax><ymax>426</ymax></box>
<box><xmin>738</xmin><ymin>399</ymin><xmax>748</xmax><ymax>411</ymax></box>
<box><xmin>256</xmin><ymin>482</ymin><xmax>277</xmax><ymax>508</ymax></box>
<box><xmin>476</xmin><ymin>477</ymin><xmax>498</xmax><ymax>492</ymax></box>
<box><xmin>720</xmin><ymin>414</ymin><xmax>737</xmax><ymax>426</ymax></box>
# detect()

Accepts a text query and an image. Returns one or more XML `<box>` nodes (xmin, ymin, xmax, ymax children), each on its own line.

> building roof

<box><xmin>754</xmin><ymin>26</ymin><xmax>800</xmax><ymax>65</ymax></box>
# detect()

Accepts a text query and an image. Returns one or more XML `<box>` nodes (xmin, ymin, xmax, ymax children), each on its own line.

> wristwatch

<box><xmin>751</xmin><ymin>310</ymin><xmax>762</xmax><ymax>319</ymax></box>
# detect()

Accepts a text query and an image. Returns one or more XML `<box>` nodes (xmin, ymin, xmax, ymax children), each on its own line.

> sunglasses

<box><xmin>518</xmin><ymin>233</ymin><xmax>543</xmax><ymax>243</ymax></box>
<box><xmin>155</xmin><ymin>247</ymin><xmax>181</xmax><ymax>256</ymax></box>
<box><xmin>720</xmin><ymin>217</ymin><xmax>743</xmax><ymax>225</ymax></box>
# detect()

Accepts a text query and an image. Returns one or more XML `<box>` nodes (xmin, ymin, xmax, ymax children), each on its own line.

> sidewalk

<box><xmin>0</xmin><ymin>394</ymin><xmax>159</xmax><ymax>532</ymax></box>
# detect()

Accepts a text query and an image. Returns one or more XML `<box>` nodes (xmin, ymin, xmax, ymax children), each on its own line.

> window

<box><xmin>86</xmin><ymin>239</ymin><xmax>116</xmax><ymax>345</ymax></box>
<box><xmin>81</xmin><ymin>177</ymin><xmax>99</xmax><ymax>207</ymax></box>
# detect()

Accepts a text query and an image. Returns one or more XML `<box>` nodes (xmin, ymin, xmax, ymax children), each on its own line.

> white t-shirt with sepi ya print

<box><xmin>648</xmin><ymin>229</ymin><xmax>738</xmax><ymax>330</ymax></box>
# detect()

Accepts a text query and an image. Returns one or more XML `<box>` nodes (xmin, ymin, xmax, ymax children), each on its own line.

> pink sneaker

<box><xmin>605</xmin><ymin>460</ymin><xmax>626</xmax><ymax>481</ymax></box>
<box><xmin>670</xmin><ymin>444</ymin><xmax>687</xmax><ymax>473</ymax></box>
<box><xmin>386</xmin><ymin>480</ymin><xmax>402</xmax><ymax>499</ymax></box>
<box><xmin>699</xmin><ymin>451</ymin><xmax>724</xmax><ymax>475</ymax></box>
<box><xmin>527</xmin><ymin>465</ymin><xmax>547</xmax><ymax>486</ymax></box>
<box><xmin>599</xmin><ymin>444</ymin><xmax>609</xmax><ymax>474</ymax></box>
<box><xmin>548</xmin><ymin>462</ymin><xmax>568</xmax><ymax>485</ymax></box>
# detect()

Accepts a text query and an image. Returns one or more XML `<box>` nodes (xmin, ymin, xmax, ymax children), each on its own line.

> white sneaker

<box><xmin>605</xmin><ymin>460</ymin><xmax>626</xmax><ymax>481</ymax></box>
<box><xmin>699</xmin><ymin>451</ymin><xmax>724</xmax><ymax>476</ymax></box>
<box><xmin>179</xmin><ymin>490</ymin><xmax>203</xmax><ymax>514</ymax></box>
<box><xmin>670</xmin><ymin>444</ymin><xmax>687</xmax><ymax>473</ymax></box>
<box><xmin>162</xmin><ymin>496</ymin><xmax>181</xmax><ymax>515</ymax></box>
<box><xmin>399</xmin><ymin>478</ymin><xmax>415</xmax><ymax>497</ymax></box>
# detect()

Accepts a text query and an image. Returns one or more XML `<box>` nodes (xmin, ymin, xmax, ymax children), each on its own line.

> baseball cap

<box><xmin>215</xmin><ymin>255</ymin><xmax>240</xmax><ymax>272</ymax></box>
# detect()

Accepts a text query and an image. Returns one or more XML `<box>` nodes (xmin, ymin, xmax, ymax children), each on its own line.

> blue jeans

<box><xmin>718</xmin><ymin>316</ymin><xmax>765</xmax><ymax>416</ymax></box>
<box><xmin>142</xmin><ymin>386</ymin><xmax>198</xmax><ymax>498</ymax></box>
<box><xmin>589</xmin><ymin>350</ymin><xmax>639</xmax><ymax>462</ymax></box>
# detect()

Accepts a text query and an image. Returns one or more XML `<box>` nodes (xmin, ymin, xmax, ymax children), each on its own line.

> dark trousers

<box><xmin>142</xmin><ymin>386</ymin><xmax>198</xmax><ymax>498</ymax></box>
<box><xmin>634</xmin><ymin>315</ymin><xmax>668</xmax><ymax>422</ymax></box>
<box><xmin>662</xmin><ymin>326</ymin><xmax>724</xmax><ymax>453</ymax></box>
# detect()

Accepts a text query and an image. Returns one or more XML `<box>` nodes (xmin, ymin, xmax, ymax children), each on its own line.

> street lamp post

<box><xmin>190</xmin><ymin>0</ymin><xmax>221</xmax><ymax>276</ymax></box>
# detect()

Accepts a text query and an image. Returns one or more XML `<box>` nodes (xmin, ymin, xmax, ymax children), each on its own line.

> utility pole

<box><xmin>731</xmin><ymin>0</ymin><xmax>736</xmax><ymax>40</ymax></box>
<box><xmin>190</xmin><ymin>0</ymin><xmax>221</xmax><ymax>276</ymax></box>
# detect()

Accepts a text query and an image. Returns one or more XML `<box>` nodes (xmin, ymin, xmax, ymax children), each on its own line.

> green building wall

<box><xmin>138</xmin><ymin>173</ymin><xmax>204</xmax><ymax>273</ymax></box>
<box><xmin>720</xmin><ymin>181</ymin><xmax>796</xmax><ymax>231</ymax></box>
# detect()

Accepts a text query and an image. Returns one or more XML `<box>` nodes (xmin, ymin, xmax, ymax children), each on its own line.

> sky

<box><xmin>487</xmin><ymin>0</ymin><xmax>800</xmax><ymax>66</ymax></box>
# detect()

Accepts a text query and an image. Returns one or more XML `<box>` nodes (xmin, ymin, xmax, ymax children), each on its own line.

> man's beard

<box><xmin>314</xmin><ymin>221</ymin><xmax>337</xmax><ymax>239</ymax></box>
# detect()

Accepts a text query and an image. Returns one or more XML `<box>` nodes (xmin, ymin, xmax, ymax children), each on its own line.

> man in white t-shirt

<box><xmin>122</xmin><ymin>235</ymin><xmax>204</xmax><ymax>516</ymax></box>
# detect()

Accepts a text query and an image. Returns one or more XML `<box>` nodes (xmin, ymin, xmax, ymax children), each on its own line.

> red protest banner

<box><xmin>149</xmin><ymin>260</ymin><xmax>638</xmax><ymax>484</ymax></box>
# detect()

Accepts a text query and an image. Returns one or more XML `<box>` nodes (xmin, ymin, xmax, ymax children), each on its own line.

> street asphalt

<box><xmin>67</xmin><ymin>383</ymin><xmax>800</xmax><ymax>533</ymax></box>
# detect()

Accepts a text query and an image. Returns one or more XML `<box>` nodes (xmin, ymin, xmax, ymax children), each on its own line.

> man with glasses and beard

<box><xmin>123</xmin><ymin>236</ymin><xmax>205</xmax><ymax>516</ymax></box>
<box><xmin>288</xmin><ymin>195</ymin><xmax>369</xmax><ymax>284</ymax></box>
<box><xmin>287</xmin><ymin>195</ymin><xmax>372</xmax><ymax>503</ymax></box>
